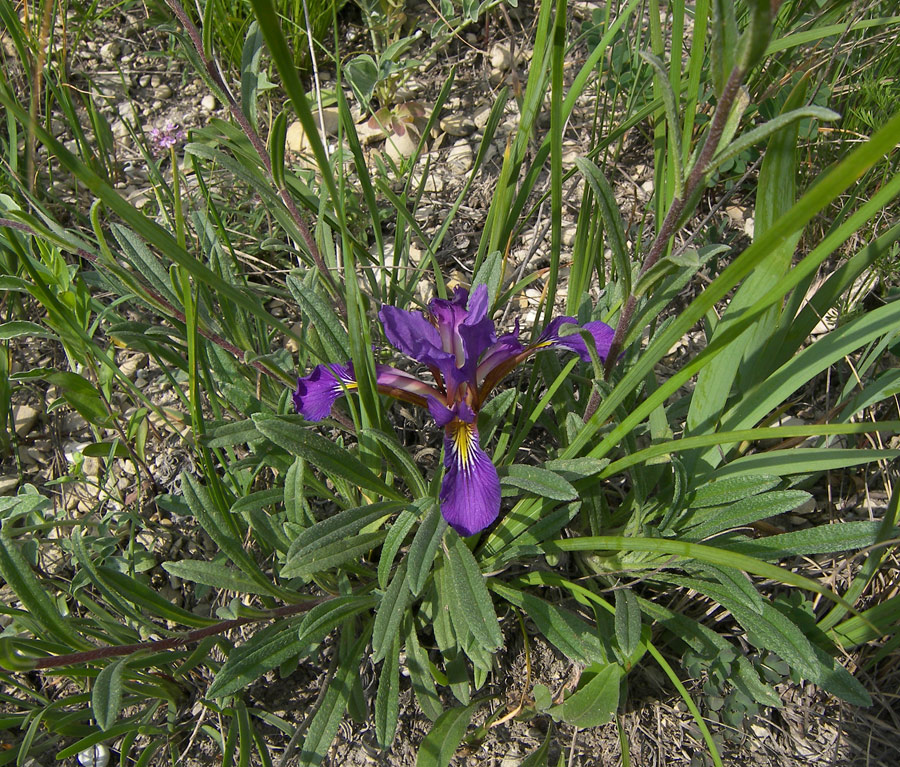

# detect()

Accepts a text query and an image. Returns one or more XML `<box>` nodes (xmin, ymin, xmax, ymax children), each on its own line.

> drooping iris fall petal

<box><xmin>439</xmin><ymin>417</ymin><xmax>501</xmax><ymax>537</ymax></box>
<box><xmin>294</xmin><ymin>362</ymin><xmax>443</xmax><ymax>421</ymax></box>
<box><xmin>293</xmin><ymin>363</ymin><xmax>357</xmax><ymax>421</ymax></box>
<box><xmin>535</xmin><ymin>317</ymin><xmax>615</xmax><ymax>363</ymax></box>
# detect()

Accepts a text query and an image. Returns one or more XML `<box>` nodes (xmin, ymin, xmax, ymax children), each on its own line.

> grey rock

<box><xmin>440</xmin><ymin>114</ymin><xmax>476</xmax><ymax>137</ymax></box>
<box><xmin>0</xmin><ymin>476</ymin><xmax>18</xmax><ymax>495</ymax></box>
<box><xmin>118</xmin><ymin>101</ymin><xmax>139</xmax><ymax>121</ymax></box>
<box><xmin>82</xmin><ymin>456</ymin><xmax>101</xmax><ymax>478</ymax></box>
<box><xmin>473</xmin><ymin>104</ymin><xmax>493</xmax><ymax>130</ymax></box>
<box><xmin>490</xmin><ymin>43</ymin><xmax>514</xmax><ymax>71</ymax></box>
<box><xmin>99</xmin><ymin>41</ymin><xmax>121</xmax><ymax>63</ymax></box>
<box><xmin>119</xmin><ymin>352</ymin><xmax>147</xmax><ymax>379</ymax></box>
<box><xmin>13</xmin><ymin>403</ymin><xmax>39</xmax><ymax>437</ymax></box>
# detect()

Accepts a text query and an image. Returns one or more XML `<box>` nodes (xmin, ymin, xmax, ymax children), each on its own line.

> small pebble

<box><xmin>446</xmin><ymin>141</ymin><xmax>474</xmax><ymax>174</ymax></box>
<box><xmin>13</xmin><ymin>403</ymin><xmax>39</xmax><ymax>437</ymax></box>
<box><xmin>0</xmin><ymin>476</ymin><xmax>19</xmax><ymax>495</ymax></box>
<box><xmin>440</xmin><ymin>114</ymin><xmax>476</xmax><ymax>137</ymax></box>
<box><xmin>99</xmin><ymin>41</ymin><xmax>120</xmax><ymax>64</ymax></box>
<box><xmin>77</xmin><ymin>744</ymin><xmax>110</xmax><ymax>767</ymax></box>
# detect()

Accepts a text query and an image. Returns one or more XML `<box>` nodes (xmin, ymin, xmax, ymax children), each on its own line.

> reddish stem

<box><xmin>32</xmin><ymin>598</ymin><xmax>326</xmax><ymax>670</ymax></box>
<box><xmin>584</xmin><ymin>66</ymin><xmax>746</xmax><ymax>421</ymax></box>
<box><xmin>0</xmin><ymin>217</ymin><xmax>282</xmax><ymax>383</ymax></box>
<box><xmin>164</xmin><ymin>0</ymin><xmax>342</xmax><ymax>303</ymax></box>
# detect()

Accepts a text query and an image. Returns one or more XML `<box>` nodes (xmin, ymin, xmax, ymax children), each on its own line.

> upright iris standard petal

<box><xmin>430</xmin><ymin>285</ymin><xmax>497</xmax><ymax>375</ymax></box>
<box><xmin>293</xmin><ymin>363</ymin><xmax>357</xmax><ymax>421</ymax></box>
<box><xmin>536</xmin><ymin>318</ymin><xmax>615</xmax><ymax>362</ymax></box>
<box><xmin>440</xmin><ymin>417</ymin><xmax>501</xmax><ymax>537</ymax></box>
<box><xmin>379</xmin><ymin>302</ymin><xmax>464</xmax><ymax>393</ymax></box>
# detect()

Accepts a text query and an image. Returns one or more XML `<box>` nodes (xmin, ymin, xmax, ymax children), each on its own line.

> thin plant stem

<box><xmin>584</xmin><ymin>66</ymin><xmax>746</xmax><ymax>420</ymax></box>
<box><xmin>0</xmin><ymin>218</ymin><xmax>288</xmax><ymax>384</ymax></box>
<box><xmin>164</xmin><ymin>0</ymin><xmax>342</xmax><ymax>302</ymax></box>
<box><xmin>31</xmin><ymin>598</ymin><xmax>328</xmax><ymax>670</ymax></box>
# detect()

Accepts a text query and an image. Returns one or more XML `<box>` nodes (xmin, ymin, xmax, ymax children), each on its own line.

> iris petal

<box><xmin>475</xmin><ymin>323</ymin><xmax>524</xmax><ymax>386</ymax></box>
<box><xmin>431</xmin><ymin>285</ymin><xmax>497</xmax><ymax>377</ymax></box>
<box><xmin>440</xmin><ymin>418</ymin><xmax>500</xmax><ymax>537</ymax></box>
<box><xmin>295</xmin><ymin>361</ymin><xmax>443</xmax><ymax>419</ymax></box>
<box><xmin>293</xmin><ymin>363</ymin><xmax>356</xmax><ymax>421</ymax></box>
<box><xmin>379</xmin><ymin>304</ymin><xmax>451</xmax><ymax>368</ymax></box>
<box><xmin>536</xmin><ymin>318</ymin><xmax>615</xmax><ymax>362</ymax></box>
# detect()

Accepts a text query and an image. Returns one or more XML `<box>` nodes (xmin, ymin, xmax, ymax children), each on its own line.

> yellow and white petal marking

<box><xmin>447</xmin><ymin>418</ymin><xmax>477</xmax><ymax>472</ymax></box>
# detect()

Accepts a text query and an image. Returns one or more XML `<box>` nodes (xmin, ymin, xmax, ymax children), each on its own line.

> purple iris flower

<box><xmin>293</xmin><ymin>285</ymin><xmax>614</xmax><ymax>537</ymax></box>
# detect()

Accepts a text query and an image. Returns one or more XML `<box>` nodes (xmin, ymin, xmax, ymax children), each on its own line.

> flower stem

<box><xmin>31</xmin><ymin>598</ymin><xmax>327</xmax><ymax>670</ymax></box>
<box><xmin>164</xmin><ymin>0</ymin><xmax>342</xmax><ymax>305</ymax></box>
<box><xmin>584</xmin><ymin>65</ymin><xmax>746</xmax><ymax>421</ymax></box>
<box><xmin>0</xmin><ymin>218</ymin><xmax>290</xmax><ymax>384</ymax></box>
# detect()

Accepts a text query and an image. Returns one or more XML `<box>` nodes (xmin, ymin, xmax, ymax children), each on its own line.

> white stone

<box><xmin>490</xmin><ymin>43</ymin><xmax>513</xmax><ymax>71</ymax></box>
<box><xmin>119</xmin><ymin>353</ymin><xmax>147</xmax><ymax>379</ymax></box>
<box><xmin>285</xmin><ymin>321</ymin><xmax>304</xmax><ymax>354</ymax></box>
<box><xmin>473</xmin><ymin>104</ymin><xmax>493</xmax><ymax>130</ymax></box>
<box><xmin>82</xmin><ymin>456</ymin><xmax>101</xmax><ymax>478</ymax></box>
<box><xmin>355</xmin><ymin>117</ymin><xmax>386</xmax><ymax>145</ymax></box>
<box><xmin>200</xmin><ymin>94</ymin><xmax>217</xmax><ymax>111</ymax></box>
<box><xmin>78</xmin><ymin>744</ymin><xmax>110</xmax><ymax>767</ymax></box>
<box><xmin>60</xmin><ymin>412</ymin><xmax>86</xmax><ymax>435</ymax></box>
<box><xmin>724</xmin><ymin>205</ymin><xmax>746</xmax><ymax>225</ymax></box>
<box><xmin>314</xmin><ymin>107</ymin><xmax>340</xmax><ymax>135</ymax></box>
<box><xmin>421</xmin><ymin>173</ymin><xmax>442</xmax><ymax>193</ymax></box>
<box><xmin>155</xmin><ymin>84</ymin><xmax>172</xmax><ymax>100</ymax></box>
<box><xmin>285</xmin><ymin>120</ymin><xmax>308</xmax><ymax>154</ymax></box>
<box><xmin>383</xmin><ymin>124</ymin><xmax>420</xmax><ymax>164</ymax></box>
<box><xmin>118</xmin><ymin>101</ymin><xmax>139</xmax><ymax>121</ymax></box>
<box><xmin>19</xmin><ymin>447</ymin><xmax>42</xmax><ymax>467</ymax></box>
<box><xmin>446</xmin><ymin>141</ymin><xmax>474</xmax><ymax>174</ymax></box>
<box><xmin>0</xmin><ymin>475</ymin><xmax>18</xmax><ymax>495</ymax></box>
<box><xmin>561</xmin><ymin>142</ymin><xmax>580</xmax><ymax>166</ymax></box>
